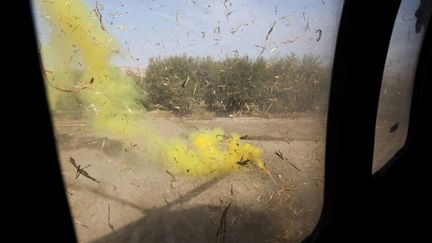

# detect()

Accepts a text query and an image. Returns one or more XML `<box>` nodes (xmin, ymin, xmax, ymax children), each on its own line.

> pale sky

<box><xmin>32</xmin><ymin>0</ymin><xmax>425</xmax><ymax>71</ymax></box>
<box><xmin>33</xmin><ymin>0</ymin><xmax>344</xmax><ymax>68</ymax></box>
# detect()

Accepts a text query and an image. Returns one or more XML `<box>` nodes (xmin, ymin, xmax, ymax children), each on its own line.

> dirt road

<box><xmin>54</xmin><ymin>114</ymin><xmax>326</xmax><ymax>243</ymax></box>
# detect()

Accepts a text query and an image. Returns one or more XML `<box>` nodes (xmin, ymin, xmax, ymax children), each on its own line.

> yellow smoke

<box><xmin>38</xmin><ymin>0</ymin><xmax>138</xmax><ymax>134</ymax></box>
<box><xmin>165</xmin><ymin>128</ymin><xmax>264</xmax><ymax>176</ymax></box>
<box><xmin>37</xmin><ymin>0</ymin><xmax>265</xmax><ymax>176</ymax></box>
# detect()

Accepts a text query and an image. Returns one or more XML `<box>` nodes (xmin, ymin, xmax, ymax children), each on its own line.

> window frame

<box><xmin>306</xmin><ymin>0</ymin><xmax>432</xmax><ymax>241</ymax></box>
<box><xmin>305</xmin><ymin>0</ymin><xmax>402</xmax><ymax>241</ymax></box>
<box><xmin>373</xmin><ymin>4</ymin><xmax>432</xmax><ymax>177</ymax></box>
<box><xmin>17</xmin><ymin>0</ymin><xmax>432</xmax><ymax>242</ymax></box>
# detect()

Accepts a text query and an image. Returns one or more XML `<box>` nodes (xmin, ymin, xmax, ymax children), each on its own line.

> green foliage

<box><xmin>143</xmin><ymin>55</ymin><xmax>211</xmax><ymax>113</ymax></box>
<box><xmin>50</xmin><ymin>54</ymin><xmax>331</xmax><ymax>116</ymax></box>
<box><xmin>49</xmin><ymin>54</ymin><xmax>330</xmax><ymax>116</ymax></box>
<box><xmin>262</xmin><ymin>55</ymin><xmax>330</xmax><ymax>112</ymax></box>
<box><xmin>205</xmin><ymin>57</ymin><xmax>257</xmax><ymax>113</ymax></box>
<box><xmin>142</xmin><ymin>54</ymin><xmax>330</xmax><ymax>114</ymax></box>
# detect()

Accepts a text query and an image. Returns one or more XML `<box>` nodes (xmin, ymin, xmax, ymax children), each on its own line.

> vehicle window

<box><xmin>373</xmin><ymin>0</ymin><xmax>430</xmax><ymax>173</ymax></box>
<box><xmin>31</xmin><ymin>0</ymin><xmax>343</xmax><ymax>242</ymax></box>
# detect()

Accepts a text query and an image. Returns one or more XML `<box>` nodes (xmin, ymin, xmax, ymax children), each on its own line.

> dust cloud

<box><xmin>37</xmin><ymin>0</ymin><xmax>265</xmax><ymax>176</ymax></box>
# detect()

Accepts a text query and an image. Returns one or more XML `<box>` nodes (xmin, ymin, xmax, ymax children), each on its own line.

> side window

<box><xmin>32</xmin><ymin>0</ymin><xmax>343</xmax><ymax>242</ymax></box>
<box><xmin>373</xmin><ymin>0</ymin><xmax>430</xmax><ymax>173</ymax></box>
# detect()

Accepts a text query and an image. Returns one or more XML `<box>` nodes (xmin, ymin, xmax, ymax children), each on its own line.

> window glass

<box><xmin>373</xmin><ymin>0</ymin><xmax>429</xmax><ymax>173</ymax></box>
<box><xmin>32</xmin><ymin>0</ymin><xmax>343</xmax><ymax>242</ymax></box>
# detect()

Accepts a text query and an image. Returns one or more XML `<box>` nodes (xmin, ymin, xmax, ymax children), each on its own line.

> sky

<box><xmin>32</xmin><ymin>0</ymin><xmax>426</xmax><ymax>71</ymax></box>
<box><xmin>32</xmin><ymin>0</ymin><xmax>344</xmax><ymax>68</ymax></box>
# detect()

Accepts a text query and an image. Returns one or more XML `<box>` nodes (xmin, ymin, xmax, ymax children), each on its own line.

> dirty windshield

<box><xmin>373</xmin><ymin>0</ymin><xmax>429</xmax><ymax>173</ymax></box>
<box><xmin>32</xmin><ymin>0</ymin><xmax>343</xmax><ymax>242</ymax></box>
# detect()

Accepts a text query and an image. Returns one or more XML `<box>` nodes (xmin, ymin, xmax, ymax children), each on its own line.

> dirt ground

<box><xmin>54</xmin><ymin>113</ymin><xmax>327</xmax><ymax>243</ymax></box>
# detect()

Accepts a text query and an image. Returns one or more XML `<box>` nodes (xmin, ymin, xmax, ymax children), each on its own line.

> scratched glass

<box><xmin>31</xmin><ymin>0</ymin><xmax>343</xmax><ymax>242</ymax></box>
<box><xmin>373</xmin><ymin>0</ymin><xmax>429</xmax><ymax>173</ymax></box>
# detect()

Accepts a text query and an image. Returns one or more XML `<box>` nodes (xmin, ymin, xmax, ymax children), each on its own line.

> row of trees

<box><xmin>50</xmin><ymin>54</ymin><xmax>331</xmax><ymax>116</ymax></box>
<box><xmin>138</xmin><ymin>54</ymin><xmax>331</xmax><ymax>114</ymax></box>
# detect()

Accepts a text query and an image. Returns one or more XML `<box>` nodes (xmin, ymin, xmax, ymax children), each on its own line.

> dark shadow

<box><xmin>72</xmin><ymin>175</ymin><xmax>290</xmax><ymax>243</ymax></box>
<box><xmin>91</xmin><ymin>205</ymin><xmax>286</xmax><ymax>243</ymax></box>
<box><xmin>69</xmin><ymin>183</ymin><xmax>148</xmax><ymax>213</ymax></box>
<box><xmin>68</xmin><ymin>176</ymin><xmax>226</xmax><ymax>214</ymax></box>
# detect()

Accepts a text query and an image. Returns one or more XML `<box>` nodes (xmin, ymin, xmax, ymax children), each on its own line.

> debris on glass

<box><xmin>31</xmin><ymin>0</ymin><xmax>343</xmax><ymax>242</ymax></box>
<box><xmin>373</xmin><ymin>0</ymin><xmax>429</xmax><ymax>173</ymax></box>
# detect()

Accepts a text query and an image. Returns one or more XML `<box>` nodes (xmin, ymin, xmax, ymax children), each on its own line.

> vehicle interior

<box><xmin>10</xmin><ymin>0</ymin><xmax>431</xmax><ymax>242</ymax></box>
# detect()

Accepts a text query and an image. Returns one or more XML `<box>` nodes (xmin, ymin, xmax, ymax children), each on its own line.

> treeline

<box><xmin>136</xmin><ymin>54</ymin><xmax>331</xmax><ymax>114</ymax></box>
